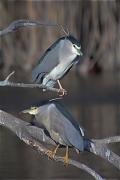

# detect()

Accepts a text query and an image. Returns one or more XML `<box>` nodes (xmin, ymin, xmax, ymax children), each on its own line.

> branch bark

<box><xmin>0</xmin><ymin>109</ymin><xmax>103</xmax><ymax>180</ymax></box>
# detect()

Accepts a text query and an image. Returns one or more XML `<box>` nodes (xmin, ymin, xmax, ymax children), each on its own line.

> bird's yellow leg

<box><xmin>46</xmin><ymin>144</ymin><xmax>60</xmax><ymax>159</ymax></box>
<box><xmin>57</xmin><ymin>80</ymin><xmax>63</xmax><ymax>89</ymax></box>
<box><xmin>63</xmin><ymin>146</ymin><xmax>69</xmax><ymax>167</ymax></box>
<box><xmin>52</xmin><ymin>144</ymin><xmax>60</xmax><ymax>157</ymax></box>
<box><xmin>57</xmin><ymin>80</ymin><xmax>67</xmax><ymax>96</ymax></box>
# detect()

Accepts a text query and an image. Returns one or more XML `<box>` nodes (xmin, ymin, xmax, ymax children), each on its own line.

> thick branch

<box><xmin>0</xmin><ymin>19</ymin><xmax>59</xmax><ymax>36</ymax></box>
<box><xmin>0</xmin><ymin>110</ymin><xmax>103</xmax><ymax>180</ymax></box>
<box><xmin>22</xmin><ymin>134</ymin><xmax>103</xmax><ymax>180</ymax></box>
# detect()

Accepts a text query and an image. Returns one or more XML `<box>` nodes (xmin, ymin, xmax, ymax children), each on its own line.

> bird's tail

<box><xmin>84</xmin><ymin>138</ymin><xmax>92</xmax><ymax>151</ymax></box>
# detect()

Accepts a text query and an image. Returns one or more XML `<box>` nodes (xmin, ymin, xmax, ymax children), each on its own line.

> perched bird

<box><xmin>32</xmin><ymin>35</ymin><xmax>83</xmax><ymax>96</ymax></box>
<box><xmin>22</xmin><ymin>100</ymin><xmax>91</xmax><ymax>164</ymax></box>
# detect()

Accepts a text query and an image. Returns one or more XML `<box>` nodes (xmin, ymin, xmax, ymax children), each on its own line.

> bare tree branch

<box><xmin>90</xmin><ymin>142</ymin><xmax>120</xmax><ymax>170</ymax></box>
<box><xmin>22</xmin><ymin>135</ymin><xmax>103</xmax><ymax>180</ymax></box>
<box><xmin>0</xmin><ymin>19</ymin><xmax>60</xmax><ymax>37</ymax></box>
<box><xmin>1</xmin><ymin>109</ymin><xmax>120</xmax><ymax>177</ymax></box>
<box><xmin>0</xmin><ymin>71</ymin><xmax>62</xmax><ymax>94</ymax></box>
<box><xmin>0</xmin><ymin>110</ymin><xmax>103</xmax><ymax>180</ymax></box>
<box><xmin>92</xmin><ymin>136</ymin><xmax>120</xmax><ymax>144</ymax></box>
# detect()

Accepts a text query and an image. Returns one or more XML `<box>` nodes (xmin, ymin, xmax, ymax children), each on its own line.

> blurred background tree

<box><xmin>0</xmin><ymin>0</ymin><xmax>120</xmax><ymax>81</ymax></box>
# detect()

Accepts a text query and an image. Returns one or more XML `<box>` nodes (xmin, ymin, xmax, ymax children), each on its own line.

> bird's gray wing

<box><xmin>64</xmin><ymin>122</ymin><xmax>84</xmax><ymax>151</ymax></box>
<box><xmin>32</xmin><ymin>38</ymin><xmax>62</xmax><ymax>82</ymax></box>
<box><xmin>55</xmin><ymin>102</ymin><xmax>83</xmax><ymax>135</ymax></box>
<box><xmin>47</xmin><ymin>103</ymin><xmax>71</xmax><ymax>146</ymax></box>
<box><xmin>47</xmin><ymin>104</ymin><xmax>84</xmax><ymax>150</ymax></box>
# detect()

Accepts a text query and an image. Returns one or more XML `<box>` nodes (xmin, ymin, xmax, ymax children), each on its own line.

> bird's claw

<box><xmin>63</xmin><ymin>146</ymin><xmax>69</xmax><ymax>167</ymax></box>
<box><xmin>63</xmin><ymin>155</ymin><xmax>68</xmax><ymax>167</ymax></box>
<box><xmin>46</xmin><ymin>150</ymin><xmax>54</xmax><ymax>159</ymax></box>
<box><xmin>46</xmin><ymin>145</ymin><xmax>60</xmax><ymax>159</ymax></box>
<box><xmin>58</xmin><ymin>88</ymin><xmax>67</xmax><ymax>97</ymax></box>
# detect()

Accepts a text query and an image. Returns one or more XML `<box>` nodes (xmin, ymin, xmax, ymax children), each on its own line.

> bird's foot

<box><xmin>63</xmin><ymin>146</ymin><xmax>69</xmax><ymax>167</ymax></box>
<box><xmin>58</xmin><ymin>88</ymin><xmax>67</xmax><ymax>97</ymax></box>
<box><xmin>46</xmin><ymin>145</ymin><xmax>60</xmax><ymax>159</ymax></box>
<box><xmin>63</xmin><ymin>154</ymin><xmax>68</xmax><ymax>167</ymax></box>
<box><xmin>46</xmin><ymin>150</ymin><xmax>54</xmax><ymax>159</ymax></box>
<box><xmin>57</xmin><ymin>80</ymin><xmax>67</xmax><ymax>96</ymax></box>
<box><xmin>52</xmin><ymin>144</ymin><xmax>60</xmax><ymax>158</ymax></box>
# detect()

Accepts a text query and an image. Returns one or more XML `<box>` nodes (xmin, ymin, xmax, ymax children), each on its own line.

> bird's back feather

<box><xmin>32</xmin><ymin>37</ymin><xmax>65</xmax><ymax>82</ymax></box>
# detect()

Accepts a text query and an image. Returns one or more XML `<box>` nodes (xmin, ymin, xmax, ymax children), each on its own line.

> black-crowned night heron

<box><xmin>32</xmin><ymin>35</ymin><xmax>83</xmax><ymax>96</ymax></box>
<box><xmin>22</xmin><ymin>100</ymin><xmax>91</xmax><ymax>164</ymax></box>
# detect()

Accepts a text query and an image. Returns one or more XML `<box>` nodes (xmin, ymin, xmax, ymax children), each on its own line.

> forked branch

<box><xmin>0</xmin><ymin>71</ymin><xmax>61</xmax><ymax>94</ymax></box>
<box><xmin>1</xmin><ymin>109</ymin><xmax>120</xmax><ymax>178</ymax></box>
<box><xmin>0</xmin><ymin>110</ymin><xmax>103</xmax><ymax>180</ymax></box>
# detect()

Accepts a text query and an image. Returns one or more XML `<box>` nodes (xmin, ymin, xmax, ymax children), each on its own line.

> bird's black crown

<box><xmin>66</xmin><ymin>35</ymin><xmax>80</xmax><ymax>47</ymax></box>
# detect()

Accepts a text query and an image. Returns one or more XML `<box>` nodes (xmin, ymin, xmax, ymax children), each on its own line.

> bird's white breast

<box><xmin>47</xmin><ymin>54</ymin><xmax>77</xmax><ymax>80</ymax></box>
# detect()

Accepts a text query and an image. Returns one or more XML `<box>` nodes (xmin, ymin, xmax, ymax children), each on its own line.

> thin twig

<box><xmin>0</xmin><ymin>71</ymin><xmax>60</xmax><ymax>93</ymax></box>
<box><xmin>0</xmin><ymin>19</ymin><xmax>68</xmax><ymax>37</ymax></box>
<box><xmin>4</xmin><ymin>71</ymin><xmax>15</xmax><ymax>82</ymax></box>
<box><xmin>0</xmin><ymin>19</ymin><xmax>59</xmax><ymax>36</ymax></box>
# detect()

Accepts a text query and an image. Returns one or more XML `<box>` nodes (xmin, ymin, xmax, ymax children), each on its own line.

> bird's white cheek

<box><xmin>72</xmin><ymin>46</ymin><xmax>78</xmax><ymax>55</ymax></box>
